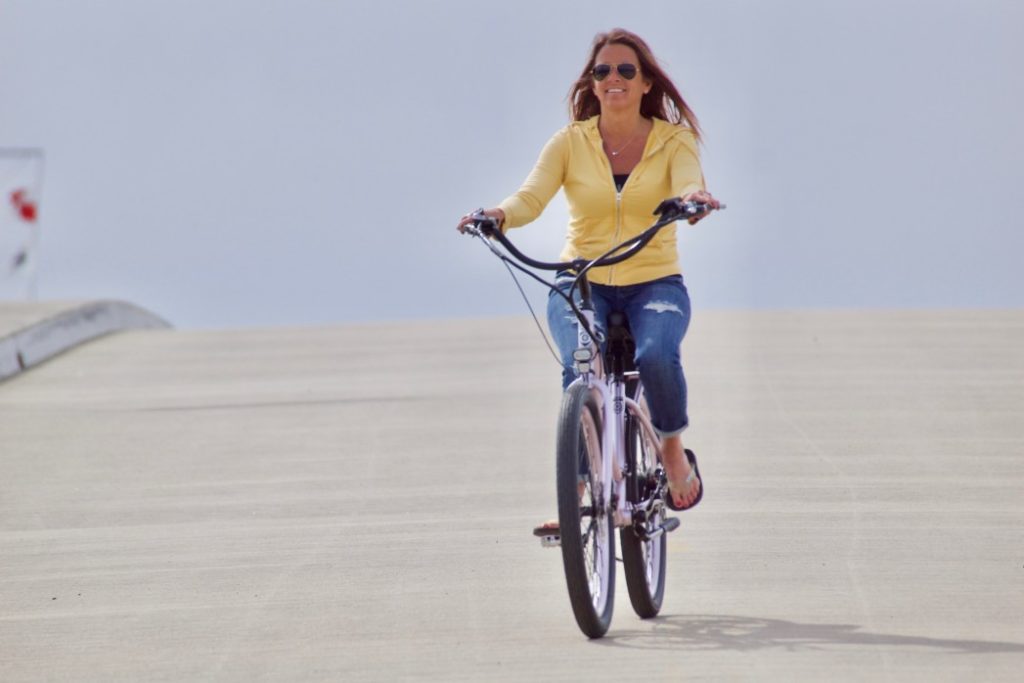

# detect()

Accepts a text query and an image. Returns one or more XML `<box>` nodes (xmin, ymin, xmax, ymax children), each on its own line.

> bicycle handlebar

<box><xmin>465</xmin><ymin>200</ymin><xmax>725</xmax><ymax>273</ymax></box>
<box><xmin>462</xmin><ymin>198</ymin><xmax>725</xmax><ymax>351</ymax></box>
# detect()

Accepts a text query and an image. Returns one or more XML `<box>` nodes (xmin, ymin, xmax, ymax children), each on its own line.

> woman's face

<box><xmin>591</xmin><ymin>43</ymin><xmax>651</xmax><ymax>115</ymax></box>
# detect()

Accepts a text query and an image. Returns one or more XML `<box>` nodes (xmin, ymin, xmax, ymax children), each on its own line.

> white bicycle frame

<box><xmin>570</xmin><ymin>306</ymin><xmax>664</xmax><ymax>529</ymax></box>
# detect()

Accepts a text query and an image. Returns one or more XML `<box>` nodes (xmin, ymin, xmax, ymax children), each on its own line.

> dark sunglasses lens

<box><xmin>592</xmin><ymin>64</ymin><xmax>612</xmax><ymax>81</ymax></box>
<box><xmin>618</xmin><ymin>64</ymin><xmax>638</xmax><ymax>80</ymax></box>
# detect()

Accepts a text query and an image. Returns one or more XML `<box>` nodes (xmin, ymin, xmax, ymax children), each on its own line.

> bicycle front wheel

<box><xmin>556</xmin><ymin>381</ymin><xmax>614</xmax><ymax>638</ymax></box>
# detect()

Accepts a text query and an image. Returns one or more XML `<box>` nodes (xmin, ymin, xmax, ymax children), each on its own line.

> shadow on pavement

<box><xmin>596</xmin><ymin>615</ymin><xmax>1024</xmax><ymax>654</ymax></box>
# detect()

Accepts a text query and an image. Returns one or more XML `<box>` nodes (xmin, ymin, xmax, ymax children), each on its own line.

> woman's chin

<box><xmin>599</xmin><ymin>99</ymin><xmax>637</xmax><ymax>113</ymax></box>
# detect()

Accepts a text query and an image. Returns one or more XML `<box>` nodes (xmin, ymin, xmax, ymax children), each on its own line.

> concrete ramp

<box><xmin>0</xmin><ymin>300</ymin><xmax>170</xmax><ymax>381</ymax></box>
<box><xmin>1</xmin><ymin>304</ymin><xmax>1022</xmax><ymax>680</ymax></box>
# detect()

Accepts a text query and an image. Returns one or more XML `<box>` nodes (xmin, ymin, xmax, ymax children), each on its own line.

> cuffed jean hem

<box><xmin>653</xmin><ymin>422</ymin><xmax>688</xmax><ymax>439</ymax></box>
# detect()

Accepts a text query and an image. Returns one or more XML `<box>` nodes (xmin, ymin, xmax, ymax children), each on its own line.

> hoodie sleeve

<box><xmin>498</xmin><ymin>128</ymin><xmax>568</xmax><ymax>230</ymax></box>
<box><xmin>669</xmin><ymin>128</ymin><xmax>705</xmax><ymax>199</ymax></box>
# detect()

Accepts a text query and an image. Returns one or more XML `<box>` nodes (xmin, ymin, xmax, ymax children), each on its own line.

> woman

<box><xmin>457</xmin><ymin>28</ymin><xmax>720</xmax><ymax>512</ymax></box>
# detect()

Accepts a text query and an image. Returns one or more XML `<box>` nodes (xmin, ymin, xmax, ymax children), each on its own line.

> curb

<box><xmin>0</xmin><ymin>300</ymin><xmax>171</xmax><ymax>382</ymax></box>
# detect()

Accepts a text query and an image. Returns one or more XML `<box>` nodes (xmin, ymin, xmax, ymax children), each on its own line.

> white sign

<box><xmin>0</xmin><ymin>149</ymin><xmax>44</xmax><ymax>299</ymax></box>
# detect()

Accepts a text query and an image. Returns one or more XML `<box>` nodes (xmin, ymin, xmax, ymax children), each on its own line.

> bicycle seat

<box><xmin>605</xmin><ymin>312</ymin><xmax>637</xmax><ymax>375</ymax></box>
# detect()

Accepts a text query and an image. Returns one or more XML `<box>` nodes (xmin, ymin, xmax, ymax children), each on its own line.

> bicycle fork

<box><xmin>570</xmin><ymin>301</ymin><xmax>619</xmax><ymax>519</ymax></box>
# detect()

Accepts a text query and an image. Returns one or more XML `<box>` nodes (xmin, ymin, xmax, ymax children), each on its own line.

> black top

<box><xmin>613</xmin><ymin>173</ymin><xmax>630</xmax><ymax>191</ymax></box>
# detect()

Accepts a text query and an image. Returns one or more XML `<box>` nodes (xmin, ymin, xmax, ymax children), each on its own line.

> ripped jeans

<box><xmin>547</xmin><ymin>273</ymin><xmax>691</xmax><ymax>437</ymax></box>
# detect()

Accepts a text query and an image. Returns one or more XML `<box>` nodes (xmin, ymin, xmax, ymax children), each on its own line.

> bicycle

<box><xmin>462</xmin><ymin>199</ymin><xmax>722</xmax><ymax>638</ymax></box>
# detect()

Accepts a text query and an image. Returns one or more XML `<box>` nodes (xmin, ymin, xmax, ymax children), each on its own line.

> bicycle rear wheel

<box><xmin>620</xmin><ymin>387</ymin><xmax>667</xmax><ymax>618</ymax></box>
<box><xmin>556</xmin><ymin>381</ymin><xmax>614</xmax><ymax>638</ymax></box>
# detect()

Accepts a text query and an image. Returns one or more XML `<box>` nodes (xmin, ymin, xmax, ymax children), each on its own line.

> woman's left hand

<box><xmin>681</xmin><ymin>190</ymin><xmax>721</xmax><ymax>225</ymax></box>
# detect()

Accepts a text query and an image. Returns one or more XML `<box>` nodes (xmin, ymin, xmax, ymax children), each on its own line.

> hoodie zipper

<box><xmin>607</xmin><ymin>136</ymin><xmax>666</xmax><ymax>284</ymax></box>
<box><xmin>595</xmin><ymin>121</ymin><xmax>670</xmax><ymax>285</ymax></box>
<box><xmin>607</xmin><ymin>187</ymin><xmax>623</xmax><ymax>283</ymax></box>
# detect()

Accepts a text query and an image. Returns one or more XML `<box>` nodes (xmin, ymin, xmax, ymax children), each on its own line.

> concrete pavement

<box><xmin>1</xmin><ymin>303</ymin><xmax>1023</xmax><ymax>680</ymax></box>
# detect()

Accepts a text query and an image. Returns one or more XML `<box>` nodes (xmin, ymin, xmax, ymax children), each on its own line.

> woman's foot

<box><xmin>661</xmin><ymin>436</ymin><xmax>701</xmax><ymax>509</ymax></box>
<box><xmin>533</xmin><ymin>519</ymin><xmax>560</xmax><ymax>536</ymax></box>
<box><xmin>533</xmin><ymin>480</ymin><xmax>587</xmax><ymax>535</ymax></box>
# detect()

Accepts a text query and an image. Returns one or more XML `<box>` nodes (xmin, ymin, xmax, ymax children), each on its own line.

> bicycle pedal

<box><xmin>538</xmin><ymin>535</ymin><xmax>561</xmax><ymax>548</ymax></box>
<box><xmin>662</xmin><ymin>517</ymin><xmax>681</xmax><ymax>533</ymax></box>
<box><xmin>533</xmin><ymin>527</ymin><xmax>561</xmax><ymax>547</ymax></box>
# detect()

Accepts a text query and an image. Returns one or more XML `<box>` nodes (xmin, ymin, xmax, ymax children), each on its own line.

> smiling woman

<box><xmin>567</xmin><ymin>30</ymin><xmax>702</xmax><ymax>141</ymax></box>
<box><xmin>456</xmin><ymin>28</ymin><xmax>724</xmax><ymax>516</ymax></box>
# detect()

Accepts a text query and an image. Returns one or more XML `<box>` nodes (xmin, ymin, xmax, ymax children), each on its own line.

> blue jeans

<box><xmin>547</xmin><ymin>273</ymin><xmax>691</xmax><ymax>437</ymax></box>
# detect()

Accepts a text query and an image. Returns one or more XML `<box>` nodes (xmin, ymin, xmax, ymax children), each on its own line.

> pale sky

<box><xmin>1</xmin><ymin>0</ymin><xmax>1021</xmax><ymax>327</ymax></box>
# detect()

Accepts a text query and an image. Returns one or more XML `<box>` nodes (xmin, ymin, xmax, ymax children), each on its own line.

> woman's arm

<box><xmin>496</xmin><ymin>128</ymin><xmax>569</xmax><ymax>230</ymax></box>
<box><xmin>456</xmin><ymin>128</ymin><xmax>568</xmax><ymax>234</ymax></box>
<box><xmin>669</xmin><ymin>130</ymin><xmax>719</xmax><ymax>224</ymax></box>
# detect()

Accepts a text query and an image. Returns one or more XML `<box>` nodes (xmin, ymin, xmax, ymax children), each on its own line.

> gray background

<box><xmin>2</xmin><ymin>0</ymin><xmax>1021</xmax><ymax>328</ymax></box>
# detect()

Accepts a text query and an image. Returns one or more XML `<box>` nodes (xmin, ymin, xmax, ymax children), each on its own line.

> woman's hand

<box><xmin>681</xmin><ymin>190</ymin><xmax>721</xmax><ymax>225</ymax></box>
<box><xmin>457</xmin><ymin>208</ymin><xmax>505</xmax><ymax>234</ymax></box>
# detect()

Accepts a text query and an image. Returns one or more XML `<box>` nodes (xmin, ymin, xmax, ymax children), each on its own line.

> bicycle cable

<box><xmin>468</xmin><ymin>215</ymin><xmax>661</xmax><ymax>359</ymax></box>
<box><xmin>472</xmin><ymin>234</ymin><xmax>565</xmax><ymax>368</ymax></box>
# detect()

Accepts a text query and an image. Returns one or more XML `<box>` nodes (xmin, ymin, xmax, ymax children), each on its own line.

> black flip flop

<box><xmin>666</xmin><ymin>448</ymin><xmax>704</xmax><ymax>511</ymax></box>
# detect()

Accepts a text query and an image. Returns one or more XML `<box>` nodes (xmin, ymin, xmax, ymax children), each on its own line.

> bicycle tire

<box><xmin>620</xmin><ymin>387</ymin><xmax>667</xmax><ymax>618</ymax></box>
<box><xmin>556</xmin><ymin>381</ymin><xmax>615</xmax><ymax>638</ymax></box>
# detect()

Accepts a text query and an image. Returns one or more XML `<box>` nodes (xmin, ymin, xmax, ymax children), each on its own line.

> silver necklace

<box><xmin>603</xmin><ymin>125</ymin><xmax>641</xmax><ymax>156</ymax></box>
<box><xmin>602</xmin><ymin>122</ymin><xmax>643</xmax><ymax>156</ymax></box>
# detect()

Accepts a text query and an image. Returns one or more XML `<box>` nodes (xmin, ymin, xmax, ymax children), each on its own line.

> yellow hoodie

<box><xmin>498</xmin><ymin>115</ymin><xmax>705</xmax><ymax>286</ymax></box>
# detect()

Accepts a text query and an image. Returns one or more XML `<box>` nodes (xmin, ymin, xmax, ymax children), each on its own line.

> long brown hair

<box><xmin>569</xmin><ymin>28</ymin><xmax>702</xmax><ymax>143</ymax></box>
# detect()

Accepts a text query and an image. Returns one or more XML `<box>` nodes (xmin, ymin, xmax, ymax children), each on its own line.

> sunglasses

<box><xmin>592</xmin><ymin>63</ymin><xmax>639</xmax><ymax>81</ymax></box>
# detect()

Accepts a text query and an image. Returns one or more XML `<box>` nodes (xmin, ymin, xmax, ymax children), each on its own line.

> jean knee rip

<box><xmin>643</xmin><ymin>301</ymin><xmax>683</xmax><ymax>315</ymax></box>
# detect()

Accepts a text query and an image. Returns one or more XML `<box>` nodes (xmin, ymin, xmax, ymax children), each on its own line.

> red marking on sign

<box><xmin>19</xmin><ymin>203</ymin><xmax>37</xmax><ymax>222</ymax></box>
<box><xmin>9</xmin><ymin>188</ymin><xmax>38</xmax><ymax>222</ymax></box>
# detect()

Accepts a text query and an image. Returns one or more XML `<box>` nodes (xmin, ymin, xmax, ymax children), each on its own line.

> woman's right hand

<box><xmin>457</xmin><ymin>207</ymin><xmax>505</xmax><ymax>234</ymax></box>
<box><xmin>680</xmin><ymin>190</ymin><xmax>721</xmax><ymax>225</ymax></box>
